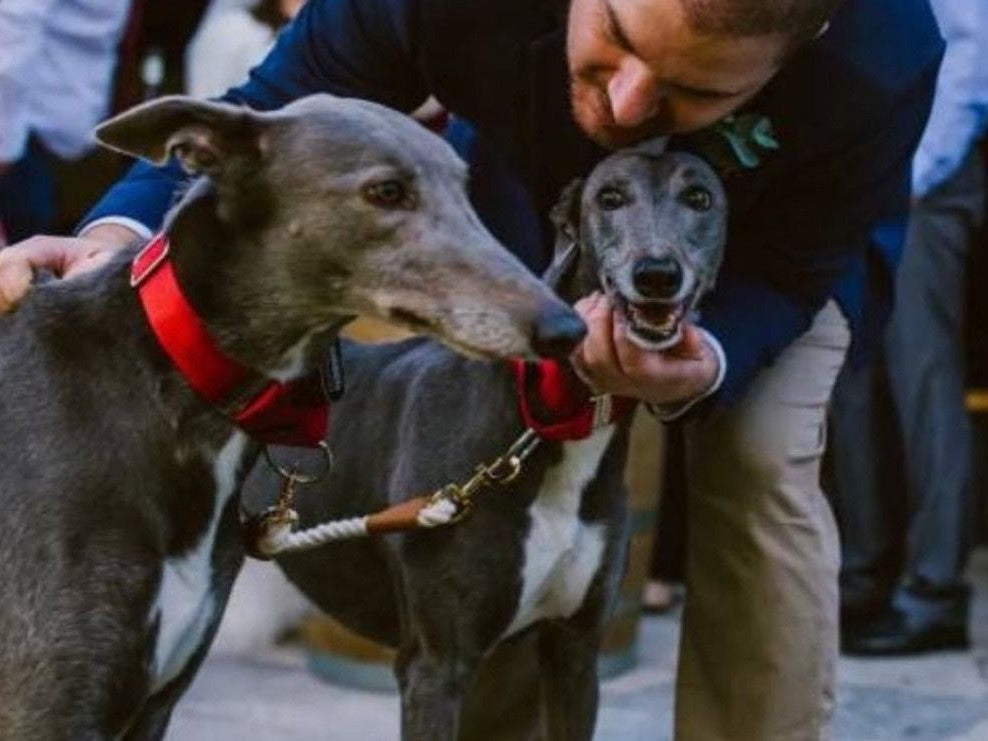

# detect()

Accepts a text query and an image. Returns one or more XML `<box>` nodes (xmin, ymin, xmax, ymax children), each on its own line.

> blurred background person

<box><xmin>0</xmin><ymin>0</ymin><xmax>133</xmax><ymax>244</ymax></box>
<box><xmin>831</xmin><ymin>0</ymin><xmax>988</xmax><ymax>656</ymax></box>
<box><xmin>185</xmin><ymin>0</ymin><xmax>305</xmax><ymax>99</ymax></box>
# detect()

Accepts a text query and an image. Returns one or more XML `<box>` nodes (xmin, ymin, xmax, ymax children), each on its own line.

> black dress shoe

<box><xmin>841</xmin><ymin>605</ymin><xmax>969</xmax><ymax>657</ymax></box>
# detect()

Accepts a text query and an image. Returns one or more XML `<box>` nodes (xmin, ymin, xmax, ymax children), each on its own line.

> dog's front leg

<box><xmin>537</xmin><ymin>619</ymin><xmax>602</xmax><ymax>741</ymax></box>
<box><xmin>396</xmin><ymin>643</ymin><xmax>480</xmax><ymax>741</ymax></box>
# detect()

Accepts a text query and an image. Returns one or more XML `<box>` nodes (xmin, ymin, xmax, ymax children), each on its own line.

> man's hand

<box><xmin>570</xmin><ymin>292</ymin><xmax>720</xmax><ymax>405</ymax></box>
<box><xmin>0</xmin><ymin>224</ymin><xmax>140</xmax><ymax>313</ymax></box>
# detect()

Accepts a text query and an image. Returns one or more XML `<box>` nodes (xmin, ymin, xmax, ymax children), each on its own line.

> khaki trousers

<box><xmin>675</xmin><ymin>301</ymin><xmax>850</xmax><ymax>741</ymax></box>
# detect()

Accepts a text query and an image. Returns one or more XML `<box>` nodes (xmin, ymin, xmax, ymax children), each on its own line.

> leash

<box><xmin>242</xmin><ymin>360</ymin><xmax>634</xmax><ymax>559</ymax></box>
<box><xmin>242</xmin><ymin>427</ymin><xmax>543</xmax><ymax>558</ymax></box>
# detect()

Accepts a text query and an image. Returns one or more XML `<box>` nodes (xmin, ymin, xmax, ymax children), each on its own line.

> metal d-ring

<box><xmin>263</xmin><ymin>440</ymin><xmax>334</xmax><ymax>485</ymax></box>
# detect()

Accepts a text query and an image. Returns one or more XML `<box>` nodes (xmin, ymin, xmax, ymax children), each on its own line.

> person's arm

<box><xmin>0</xmin><ymin>0</ymin><xmax>59</xmax><ymax>164</ymax></box>
<box><xmin>81</xmin><ymin>0</ymin><xmax>428</xmax><ymax>235</ymax></box>
<box><xmin>699</xmin><ymin>61</ymin><xmax>940</xmax><ymax>407</ymax></box>
<box><xmin>0</xmin><ymin>224</ymin><xmax>142</xmax><ymax>313</ymax></box>
<box><xmin>911</xmin><ymin>0</ymin><xmax>988</xmax><ymax>198</ymax></box>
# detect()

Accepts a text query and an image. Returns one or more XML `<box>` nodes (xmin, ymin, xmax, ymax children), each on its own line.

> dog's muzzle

<box><xmin>602</xmin><ymin>258</ymin><xmax>696</xmax><ymax>352</ymax></box>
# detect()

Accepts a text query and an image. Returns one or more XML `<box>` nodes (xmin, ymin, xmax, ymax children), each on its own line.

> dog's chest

<box><xmin>148</xmin><ymin>432</ymin><xmax>248</xmax><ymax>693</ymax></box>
<box><xmin>503</xmin><ymin>428</ymin><xmax>614</xmax><ymax>638</ymax></box>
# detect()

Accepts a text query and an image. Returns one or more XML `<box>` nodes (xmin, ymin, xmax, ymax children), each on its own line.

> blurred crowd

<box><xmin>1</xmin><ymin>0</ymin><xmax>986</xmax><ymax>662</ymax></box>
<box><xmin>0</xmin><ymin>0</ymin><xmax>301</xmax><ymax>244</ymax></box>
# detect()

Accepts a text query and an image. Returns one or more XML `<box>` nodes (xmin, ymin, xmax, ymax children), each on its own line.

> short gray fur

<box><xmin>0</xmin><ymin>93</ymin><xmax>581</xmax><ymax>740</ymax></box>
<box><xmin>243</xmin><ymin>147</ymin><xmax>727</xmax><ymax>741</ymax></box>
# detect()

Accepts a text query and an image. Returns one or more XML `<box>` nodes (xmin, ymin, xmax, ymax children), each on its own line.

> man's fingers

<box><xmin>0</xmin><ymin>239</ymin><xmax>61</xmax><ymax>313</ymax></box>
<box><xmin>0</xmin><ymin>236</ymin><xmax>113</xmax><ymax>314</ymax></box>
<box><xmin>611</xmin><ymin>312</ymin><xmax>649</xmax><ymax>376</ymax></box>
<box><xmin>577</xmin><ymin>294</ymin><xmax>621</xmax><ymax>377</ymax></box>
<box><xmin>0</xmin><ymin>250</ymin><xmax>35</xmax><ymax>313</ymax></box>
<box><xmin>62</xmin><ymin>248</ymin><xmax>115</xmax><ymax>279</ymax></box>
<box><xmin>669</xmin><ymin>324</ymin><xmax>708</xmax><ymax>360</ymax></box>
<box><xmin>573</xmin><ymin>291</ymin><xmax>604</xmax><ymax>319</ymax></box>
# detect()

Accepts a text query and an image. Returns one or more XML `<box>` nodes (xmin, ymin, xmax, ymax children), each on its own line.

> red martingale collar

<box><xmin>131</xmin><ymin>233</ymin><xmax>329</xmax><ymax>447</ymax></box>
<box><xmin>512</xmin><ymin>359</ymin><xmax>635</xmax><ymax>442</ymax></box>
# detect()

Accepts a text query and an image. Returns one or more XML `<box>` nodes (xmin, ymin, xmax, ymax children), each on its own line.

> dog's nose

<box><xmin>531</xmin><ymin>306</ymin><xmax>587</xmax><ymax>359</ymax></box>
<box><xmin>632</xmin><ymin>257</ymin><xmax>683</xmax><ymax>300</ymax></box>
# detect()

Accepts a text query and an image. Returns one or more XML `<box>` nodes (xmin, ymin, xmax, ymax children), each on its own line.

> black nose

<box><xmin>632</xmin><ymin>256</ymin><xmax>683</xmax><ymax>300</ymax></box>
<box><xmin>531</xmin><ymin>306</ymin><xmax>587</xmax><ymax>359</ymax></box>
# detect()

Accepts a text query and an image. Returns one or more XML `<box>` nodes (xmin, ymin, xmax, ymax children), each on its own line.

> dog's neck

<box><xmin>161</xmin><ymin>181</ymin><xmax>348</xmax><ymax>382</ymax></box>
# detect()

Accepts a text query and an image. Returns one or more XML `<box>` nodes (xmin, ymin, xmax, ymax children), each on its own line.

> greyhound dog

<box><xmin>244</xmin><ymin>145</ymin><xmax>727</xmax><ymax>740</ymax></box>
<box><xmin>0</xmin><ymin>94</ymin><xmax>585</xmax><ymax>740</ymax></box>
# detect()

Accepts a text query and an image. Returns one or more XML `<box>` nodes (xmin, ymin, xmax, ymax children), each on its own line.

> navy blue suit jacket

<box><xmin>84</xmin><ymin>0</ymin><xmax>943</xmax><ymax>406</ymax></box>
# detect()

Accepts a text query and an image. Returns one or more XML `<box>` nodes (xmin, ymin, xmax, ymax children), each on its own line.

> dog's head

<box><xmin>547</xmin><ymin>141</ymin><xmax>727</xmax><ymax>350</ymax></box>
<box><xmin>94</xmin><ymin>95</ymin><xmax>585</xmax><ymax>362</ymax></box>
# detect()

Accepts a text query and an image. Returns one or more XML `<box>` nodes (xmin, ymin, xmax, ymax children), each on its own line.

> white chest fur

<box><xmin>148</xmin><ymin>432</ymin><xmax>249</xmax><ymax>693</ymax></box>
<box><xmin>503</xmin><ymin>427</ymin><xmax>614</xmax><ymax>638</ymax></box>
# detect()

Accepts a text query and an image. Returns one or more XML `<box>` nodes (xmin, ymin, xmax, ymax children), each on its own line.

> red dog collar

<box><xmin>512</xmin><ymin>359</ymin><xmax>635</xmax><ymax>441</ymax></box>
<box><xmin>131</xmin><ymin>233</ymin><xmax>329</xmax><ymax>447</ymax></box>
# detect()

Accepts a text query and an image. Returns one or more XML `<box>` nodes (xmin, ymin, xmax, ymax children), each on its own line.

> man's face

<box><xmin>567</xmin><ymin>0</ymin><xmax>790</xmax><ymax>148</ymax></box>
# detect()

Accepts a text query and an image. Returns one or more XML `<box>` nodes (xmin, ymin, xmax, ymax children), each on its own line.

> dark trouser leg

<box><xmin>0</xmin><ymin>135</ymin><xmax>56</xmax><ymax>242</ymax></box>
<box><xmin>829</xmin><ymin>354</ymin><xmax>905</xmax><ymax>618</ymax></box>
<box><xmin>886</xmin><ymin>148</ymin><xmax>985</xmax><ymax>621</ymax></box>
<box><xmin>648</xmin><ymin>423</ymin><xmax>687</xmax><ymax>584</ymax></box>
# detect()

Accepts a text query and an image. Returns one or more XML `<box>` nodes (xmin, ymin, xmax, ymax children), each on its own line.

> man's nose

<box><xmin>607</xmin><ymin>61</ymin><xmax>661</xmax><ymax>128</ymax></box>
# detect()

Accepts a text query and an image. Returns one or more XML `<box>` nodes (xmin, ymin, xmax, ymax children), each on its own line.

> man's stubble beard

<box><xmin>568</xmin><ymin>77</ymin><xmax>673</xmax><ymax>150</ymax></box>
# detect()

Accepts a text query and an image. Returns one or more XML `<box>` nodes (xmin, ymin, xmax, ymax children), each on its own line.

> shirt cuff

<box><xmin>77</xmin><ymin>216</ymin><xmax>153</xmax><ymax>241</ymax></box>
<box><xmin>645</xmin><ymin>328</ymin><xmax>727</xmax><ymax>422</ymax></box>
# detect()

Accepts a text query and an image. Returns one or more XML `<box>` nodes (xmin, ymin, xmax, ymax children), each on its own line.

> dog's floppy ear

<box><xmin>95</xmin><ymin>96</ymin><xmax>266</xmax><ymax>177</ymax></box>
<box><xmin>544</xmin><ymin>178</ymin><xmax>584</xmax><ymax>289</ymax></box>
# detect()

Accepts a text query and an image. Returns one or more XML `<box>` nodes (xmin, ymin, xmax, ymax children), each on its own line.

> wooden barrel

<box><xmin>299</xmin><ymin>614</ymin><xmax>398</xmax><ymax>692</ymax></box>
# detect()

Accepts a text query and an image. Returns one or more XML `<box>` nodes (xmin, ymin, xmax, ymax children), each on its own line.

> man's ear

<box><xmin>543</xmin><ymin>177</ymin><xmax>584</xmax><ymax>289</ymax></box>
<box><xmin>94</xmin><ymin>96</ymin><xmax>267</xmax><ymax>177</ymax></box>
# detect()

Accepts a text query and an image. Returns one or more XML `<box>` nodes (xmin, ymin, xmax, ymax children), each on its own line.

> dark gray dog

<box><xmin>245</xmin><ymin>146</ymin><xmax>727</xmax><ymax>741</ymax></box>
<box><xmin>0</xmin><ymin>94</ymin><xmax>585</xmax><ymax>740</ymax></box>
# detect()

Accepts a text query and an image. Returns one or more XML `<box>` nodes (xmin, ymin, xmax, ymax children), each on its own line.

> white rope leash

<box><xmin>254</xmin><ymin>496</ymin><xmax>462</xmax><ymax>557</ymax></box>
<box><xmin>415</xmin><ymin>496</ymin><xmax>460</xmax><ymax>528</ymax></box>
<box><xmin>256</xmin><ymin>515</ymin><xmax>371</xmax><ymax>555</ymax></box>
<box><xmin>247</xmin><ymin>429</ymin><xmax>541</xmax><ymax>558</ymax></box>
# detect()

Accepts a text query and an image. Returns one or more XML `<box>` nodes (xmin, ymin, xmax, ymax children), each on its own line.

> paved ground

<box><xmin>167</xmin><ymin>550</ymin><xmax>988</xmax><ymax>740</ymax></box>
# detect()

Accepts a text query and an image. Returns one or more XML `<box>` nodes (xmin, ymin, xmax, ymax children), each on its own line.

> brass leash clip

<box><xmin>422</xmin><ymin>428</ymin><xmax>543</xmax><ymax>526</ymax></box>
<box><xmin>242</xmin><ymin>441</ymin><xmax>334</xmax><ymax>559</ymax></box>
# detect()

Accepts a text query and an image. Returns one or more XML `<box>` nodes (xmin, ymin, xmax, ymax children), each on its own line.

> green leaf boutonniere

<box><xmin>689</xmin><ymin>113</ymin><xmax>780</xmax><ymax>177</ymax></box>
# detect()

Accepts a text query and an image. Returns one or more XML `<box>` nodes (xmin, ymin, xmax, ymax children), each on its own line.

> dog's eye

<box><xmin>362</xmin><ymin>180</ymin><xmax>415</xmax><ymax>209</ymax></box>
<box><xmin>681</xmin><ymin>186</ymin><xmax>712</xmax><ymax>212</ymax></box>
<box><xmin>596</xmin><ymin>186</ymin><xmax>627</xmax><ymax>211</ymax></box>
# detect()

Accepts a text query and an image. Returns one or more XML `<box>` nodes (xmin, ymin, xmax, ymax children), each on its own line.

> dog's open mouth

<box><xmin>615</xmin><ymin>294</ymin><xmax>687</xmax><ymax>350</ymax></box>
<box><xmin>599</xmin><ymin>273</ymin><xmax>691</xmax><ymax>351</ymax></box>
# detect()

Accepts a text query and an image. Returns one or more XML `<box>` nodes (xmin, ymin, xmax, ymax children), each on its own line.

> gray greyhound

<box><xmin>0</xmin><ymin>94</ymin><xmax>585</xmax><ymax>740</ymax></box>
<box><xmin>244</xmin><ymin>146</ymin><xmax>727</xmax><ymax>741</ymax></box>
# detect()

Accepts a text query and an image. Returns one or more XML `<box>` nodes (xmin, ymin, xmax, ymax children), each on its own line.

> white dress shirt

<box><xmin>912</xmin><ymin>0</ymin><xmax>988</xmax><ymax>198</ymax></box>
<box><xmin>0</xmin><ymin>0</ymin><xmax>131</xmax><ymax>162</ymax></box>
<box><xmin>184</xmin><ymin>6</ymin><xmax>275</xmax><ymax>100</ymax></box>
